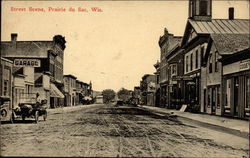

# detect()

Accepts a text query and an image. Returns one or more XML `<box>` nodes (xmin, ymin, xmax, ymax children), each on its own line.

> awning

<box><xmin>50</xmin><ymin>83</ymin><xmax>64</xmax><ymax>98</ymax></box>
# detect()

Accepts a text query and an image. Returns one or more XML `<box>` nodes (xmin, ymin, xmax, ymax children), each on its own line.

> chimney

<box><xmin>11</xmin><ymin>33</ymin><xmax>18</xmax><ymax>41</ymax></box>
<box><xmin>229</xmin><ymin>7</ymin><xmax>234</xmax><ymax>20</ymax></box>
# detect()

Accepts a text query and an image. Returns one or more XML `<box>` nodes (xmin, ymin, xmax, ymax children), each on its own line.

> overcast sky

<box><xmin>2</xmin><ymin>0</ymin><xmax>249</xmax><ymax>92</ymax></box>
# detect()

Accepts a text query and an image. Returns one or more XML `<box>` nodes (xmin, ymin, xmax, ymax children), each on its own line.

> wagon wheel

<box><xmin>43</xmin><ymin>111</ymin><xmax>47</xmax><ymax>121</ymax></box>
<box><xmin>34</xmin><ymin>111</ymin><xmax>39</xmax><ymax>123</ymax></box>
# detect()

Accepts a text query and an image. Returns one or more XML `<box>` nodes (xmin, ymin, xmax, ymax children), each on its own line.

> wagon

<box><xmin>13</xmin><ymin>93</ymin><xmax>47</xmax><ymax>123</ymax></box>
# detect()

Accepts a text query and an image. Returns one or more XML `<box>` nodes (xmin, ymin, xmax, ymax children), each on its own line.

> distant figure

<box><xmin>36</xmin><ymin>93</ymin><xmax>41</xmax><ymax>104</ymax></box>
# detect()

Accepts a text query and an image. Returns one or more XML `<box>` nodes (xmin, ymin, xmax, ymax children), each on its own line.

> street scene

<box><xmin>1</xmin><ymin>104</ymin><xmax>249</xmax><ymax>157</ymax></box>
<box><xmin>1</xmin><ymin>0</ymin><xmax>250</xmax><ymax>157</ymax></box>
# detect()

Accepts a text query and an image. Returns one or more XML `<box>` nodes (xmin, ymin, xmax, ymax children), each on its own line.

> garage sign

<box><xmin>14</xmin><ymin>59</ymin><xmax>41</xmax><ymax>67</ymax></box>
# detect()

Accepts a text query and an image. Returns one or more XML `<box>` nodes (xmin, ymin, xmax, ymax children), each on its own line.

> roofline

<box><xmin>1</xmin><ymin>40</ymin><xmax>53</xmax><ymax>43</ymax></box>
<box><xmin>1</xmin><ymin>57</ymin><xmax>13</xmax><ymax>63</ymax></box>
<box><xmin>63</xmin><ymin>74</ymin><xmax>77</xmax><ymax>79</ymax></box>
<box><xmin>219</xmin><ymin>48</ymin><xmax>250</xmax><ymax>62</ymax></box>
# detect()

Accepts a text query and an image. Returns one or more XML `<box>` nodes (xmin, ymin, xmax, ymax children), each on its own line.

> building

<box><xmin>133</xmin><ymin>86</ymin><xmax>141</xmax><ymax>105</ymax></box>
<box><xmin>0</xmin><ymin>58</ymin><xmax>13</xmax><ymax>122</ymax></box>
<box><xmin>95</xmin><ymin>95</ymin><xmax>103</xmax><ymax>104</ymax></box>
<box><xmin>63</xmin><ymin>74</ymin><xmax>77</xmax><ymax>106</ymax></box>
<box><xmin>1</xmin><ymin>33</ymin><xmax>66</xmax><ymax>108</ymax></box>
<box><xmin>158</xmin><ymin>28</ymin><xmax>182</xmax><ymax>107</ymax></box>
<box><xmin>140</xmin><ymin>74</ymin><xmax>156</xmax><ymax>106</ymax></box>
<box><xmin>202</xmin><ymin>33</ymin><xmax>249</xmax><ymax>119</ymax></box>
<box><xmin>166</xmin><ymin>44</ymin><xmax>184</xmax><ymax>110</ymax></box>
<box><xmin>75</xmin><ymin>80</ymin><xmax>83</xmax><ymax>105</ymax></box>
<box><xmin>153</xmin><ymin>61</ymin><xmax>160</xmax><ymax>107</ymax></box>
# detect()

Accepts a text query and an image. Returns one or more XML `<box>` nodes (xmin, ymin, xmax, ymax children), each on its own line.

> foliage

<box><xmin>117</xmin><ymin>88</ymin><xmax>131</xmax><ymax>102</ymax></box>
<box><xmin>102</xmin><ymin>89</ymin><xmax>116</xmax><ymax>104</ymax></box>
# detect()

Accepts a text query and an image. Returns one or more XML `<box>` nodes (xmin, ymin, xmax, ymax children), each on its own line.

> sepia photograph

<box><xmin>0</xmin><ymin>0</ymin><xmax>249</xmax><ymax>157</ymax></box>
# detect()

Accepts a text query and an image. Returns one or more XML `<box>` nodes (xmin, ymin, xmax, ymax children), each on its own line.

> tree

<box><xmin>102</xmin><ymin>89</ymin><xmax>116</xmax><ymax>104</ymax></box>
<box><xmin>117</xmin><ymin>88</ymin><xmax>130</xmax><ymax>102</ymax></box>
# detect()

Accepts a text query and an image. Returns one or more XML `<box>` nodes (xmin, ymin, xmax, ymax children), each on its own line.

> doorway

<box><xmin>234</xmin><ymin>77</ymin><xmax>239</xmax><ymax>116</ymax></box>
<box><xmin>211</xmin><ymin>87</ymin><xmax>216</xmax><ymax>114</ymax></box>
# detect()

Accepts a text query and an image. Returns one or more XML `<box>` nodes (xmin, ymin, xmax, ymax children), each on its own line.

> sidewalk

<box><xmin>139</xmin><ymin>105</ymin><xmax>249</xmax><ymax>139</ymax></box>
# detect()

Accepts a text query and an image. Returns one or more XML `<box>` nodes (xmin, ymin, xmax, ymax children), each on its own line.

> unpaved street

<box><xmin>0</xmin><ymin>104</ymin><xmax>249</xmax><ymax>157</ymax></box>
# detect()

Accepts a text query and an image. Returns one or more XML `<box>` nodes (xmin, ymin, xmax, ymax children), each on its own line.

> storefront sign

<box><xmin>224</xmin><ymin>59</ymin><xmax>250</xmax><ymax>75</ymax></box>
<box><xmin>239</xmin><ymin>59</ymin><xmax>250</xmax><ymax>71</ymax></box>
<box><xmin>14</xmin><ymin>59</ymin><xmax>41</xmax><ymax>67</ymax></box>
<box><xmin>172</xmin><ymin>76</ymin><xmax>193</xmax><ymax>81</ymax></box>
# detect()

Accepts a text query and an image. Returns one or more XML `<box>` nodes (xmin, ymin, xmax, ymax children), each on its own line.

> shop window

<box><xmin>246</xmin><ymin>76</ymin><xmax>250</xmax><ymax>109</ymax></box>
<box><xmin>226</xmin><ymin>79</ymin><xmax>231</xmax><ymax>108</ymax></box>
<box><xmin>207</xmin><ymin>88</ymin><xmax>211</xmax><ymax>107</ymax></box>
<box><xmin>217</xmin><ymin>86</ymin><xmax>220</xmax><ymax>108</ymax></box>
<box><xmin>204</xmin><ymin>89</ymin><xmax>206</xmax><ymax>106</ymax></box>
<box><xmin>190</xmin><ymin>53</ymin><xmax>193</xmax><ymax>71</ymax></box>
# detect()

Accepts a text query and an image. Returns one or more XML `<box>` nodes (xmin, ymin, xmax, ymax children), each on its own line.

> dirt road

<box><xmin>0</xmin><ymin>104</ymin><xmax>249</xmax><ymax>157</ymax></box>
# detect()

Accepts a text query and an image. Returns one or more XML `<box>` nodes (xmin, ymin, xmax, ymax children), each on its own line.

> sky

<box><xmin>1</xmin><ymin>0</ymin><xmax>249</xmax><ymax>92</ymax></box>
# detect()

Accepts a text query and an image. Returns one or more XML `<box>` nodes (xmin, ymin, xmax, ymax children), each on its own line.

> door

<box><xmin>211</xmin><ymin>87</ymin><xmax>216</xmax><ymax>114</ymax></box>
<box><xmin>234</xmin><ymin>77</ymin><xmax>239</xmax><ymax>116</ymax></box>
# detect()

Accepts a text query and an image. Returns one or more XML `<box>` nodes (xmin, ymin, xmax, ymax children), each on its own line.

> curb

<box><xmin>139</xmin><ymin>106</ymin><xmax>249</xmax><ymax>140</ymax></box>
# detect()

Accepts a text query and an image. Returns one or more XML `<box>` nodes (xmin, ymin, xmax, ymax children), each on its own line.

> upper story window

<box><xmin>170</xmin><ymin>64</ymin><xmax>177</xmax><ymax>77</ymax></box>
<box><xmin>215</xmin><ymin>51</ymin><xmax>219</xmax><ymax>72</ymax></box>
<box><xmin>200</xmin><ymin>0</ymin><xmax>208</xmax><ymax>16</ymax></box>
<box><xmin>190</xmin><ymin>53</ymin><xmax>193</xmax><ymax>71</ymax></box>
<box><xmin>209</xmin><ymin>54</ymin><xmax>212</xmax><ymax>73</ymax></box>
<box><xmin>186</xmin><ymin>55</ymin><xmax>189</xmax><ymax>73</ymax></box>
<box><xmin>195</xmin><ymin>50</ymin><xmax>198</xmax><ymax>69</ymax></box>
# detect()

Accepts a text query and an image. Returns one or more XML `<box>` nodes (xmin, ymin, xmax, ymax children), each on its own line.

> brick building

<box><xmin>158</xmin><ymin>28</ymin><xmax>182</xmax><ymax>107</ymax></box>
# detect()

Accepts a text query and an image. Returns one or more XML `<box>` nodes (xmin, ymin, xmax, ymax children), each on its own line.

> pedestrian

<box><xmin>36</xmin><ymin>93</ymin><xmax>42</xmax><ymax>108</ymax></box>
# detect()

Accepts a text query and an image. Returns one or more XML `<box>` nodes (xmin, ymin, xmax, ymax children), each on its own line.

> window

<box><xmin>186</xmin><ymin>56</ymin><xmax>189</xmax><ymax>73</ymax></box>
<box><xmin>3</xmin><ymin>80</ymin><xmax>8</xmax><ymax>96</ymax></box>
<box><xmin>172</xmin><ymin>64</ymin><xmax>177</xmax><ymax>76</ymax></box>
<box><xmin>207</xmin><ymin>88</ymin><xmax>211</xmax><ymax>107</ymax></box>
<box><xmin>209</xmin><ymin>55</ymin><xmax>212</xmax><ymax>73</ymax></box>
<box><xmin>195</xmin><ymin>50</ymin><xmax>198</xmax><ymax>69</ymax></box>
<box><xmin>204</xmin><ymin>89</ymin><xmax>206</xmax><ymax>106</ymax></box>
<box><xmin>226</xmin><ymin>79</ymin><xmax>231</xmax><ymax>107</ymax></box>
<box><xmin>217</xmin><ymin>86</ymin><xmax>220</xmax><ymax>108</ymax></box>
<box><xmin>190</xmin><ymin>53</ymin><xmax>193</xmax><ymax>71</ymax></box>
<box><xmin>215</xmin><ymin>51</ymin><xmax>219</xmax><ymax>72</ymax></box>
<box><xmin>246</xmin><ymin>76</ymin><xmax>250</xmax><ymax>109</ymax></box>
<box><xmin>200</xmin><ymin>0</ymin><xmax>208</xmax><ymax>16</ymax></box>
<box><xmin>200</xmin><ymin>46</ymin><xmax>204</xmax><ymax>56</ymax></box>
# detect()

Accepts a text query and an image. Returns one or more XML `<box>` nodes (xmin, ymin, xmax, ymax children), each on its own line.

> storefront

<box><xmin>222</xmin><ymin>59</ymin><xmax>250</xmax><ymax>119</ymax></box>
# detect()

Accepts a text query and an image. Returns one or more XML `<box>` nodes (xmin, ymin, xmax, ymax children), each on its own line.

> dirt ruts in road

<box><xmin>1</xmin><ymin>104</ymin><xmax>249</xmax><ymax>157</ymax></box>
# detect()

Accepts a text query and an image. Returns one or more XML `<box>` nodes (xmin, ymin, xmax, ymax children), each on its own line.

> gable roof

<box><xmin>181</xmin><ymin>19</ymin><xmax>250</xmax><ymax>46</ymax></box>
<box><xmin>189</xmin><ymin>19</ymin><xmax>249</xmax><ymax>34</ymax></box>
<box><xmin>210</xmin><ymin>33</ymin><xmax>249</xmax><ymax>55</ymax></box>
